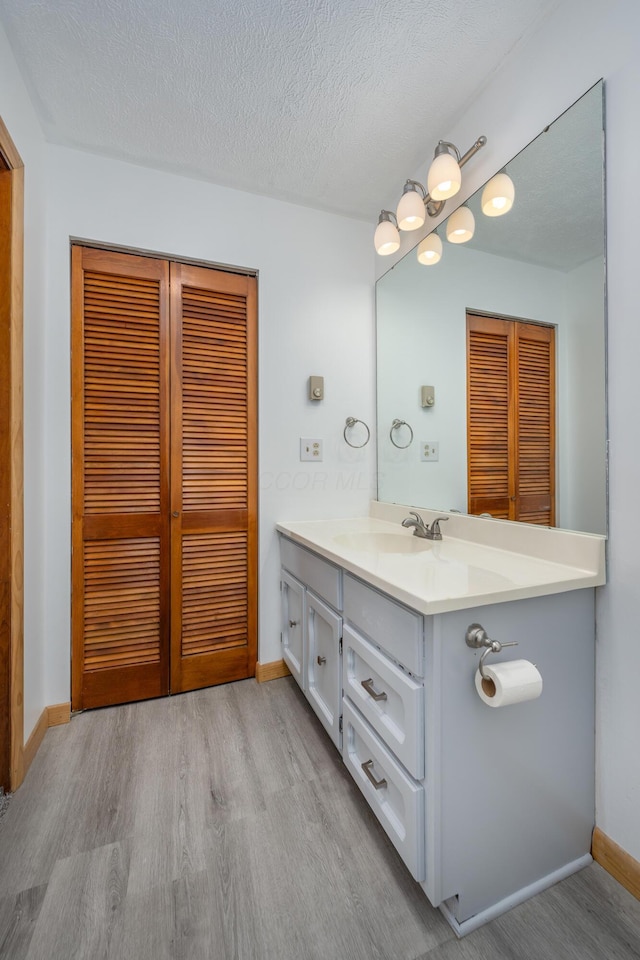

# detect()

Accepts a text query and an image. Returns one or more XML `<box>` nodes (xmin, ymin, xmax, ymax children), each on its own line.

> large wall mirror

<box><xmin>376</xmin><ymin>82</ymin><xmax>606</xmax><ymax>535</ymax></box>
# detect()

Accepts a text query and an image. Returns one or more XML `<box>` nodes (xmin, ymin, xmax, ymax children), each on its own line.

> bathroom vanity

<box><xmin>277</xmin><ymin>503</ymin><xmax>605</xmax><ymax>936</ymax></box>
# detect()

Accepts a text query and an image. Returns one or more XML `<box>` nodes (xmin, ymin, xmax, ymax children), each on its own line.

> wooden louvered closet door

<box><xmin>72</xmin><ymin>248</ymin><xmax>257</xmax><ymax>710</ymax></box>
<box><xmin>169</xmin><ymin>263</ymin><xmax>257</xmax><ymax>693</ymax></box>
<box><xmin>467</xmin><ymin>313</ymin><xmax>555</xmax><ymax>525</ymax></box>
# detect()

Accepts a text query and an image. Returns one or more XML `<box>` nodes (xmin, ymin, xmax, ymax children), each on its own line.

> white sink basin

<box><xmin>332</xmin><ymin>532</ymin><xmax>433</xmax><ymax>554</ymax></box>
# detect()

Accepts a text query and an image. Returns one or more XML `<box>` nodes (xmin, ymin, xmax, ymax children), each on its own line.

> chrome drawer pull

<box><xmin>288</xmin><ymin>619</ymin><xmax>298</xmax><ymax>628</ymax></box>
<box><xmin>317</xmin><ymin>655</ymin><xmax>326</xmax><ymax>665</ymax></box>
<box><xmin>361</xmin><ymin>678</ymin><xmax>387</xmax><ymax>702</ymax></box>
<box><xmin>361</xmin><ymin>759</ymin><xmax>387</xmax><ymax>790</ymax></box>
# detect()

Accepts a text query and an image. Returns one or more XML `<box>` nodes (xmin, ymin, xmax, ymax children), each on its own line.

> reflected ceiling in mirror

<box><xmin>376</xmin><ymin>82</ymin><xmax>606</xmax><ymax>535</ymax></box>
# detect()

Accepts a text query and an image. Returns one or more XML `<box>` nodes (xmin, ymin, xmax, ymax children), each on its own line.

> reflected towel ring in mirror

<box><xmin>390</xmin><ymin>419</ymin><xmax>414</xmax><ymax>449</ymax></box>
<box><xmin>344</xmin><ymin>417</ymin><xmax>371</xmax><ymax>448</ymax></box>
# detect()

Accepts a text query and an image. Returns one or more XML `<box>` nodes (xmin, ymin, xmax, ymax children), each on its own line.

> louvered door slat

<box><xmin>181</xmin><ymin>533</ymin><xmax>248</xmax><ymax>656</ymax></box>
<box><xmin>180</xmin><ymin>284</ymin><xmax>248</xmax><ymax>513</ymax></box>
<box><xmin>83</xmin><ymin>267</ymin><xmax>161</xmax><ymax>516</ymax></box>
<box><xmin>83</xmin><ymin>538</ymin><xmax>160</xmax><ymax>669</ymax></box>
<box><xmin>72</xmin><ymin>247</ymin><xmax>170</xmax><ymax>710</ymax></box>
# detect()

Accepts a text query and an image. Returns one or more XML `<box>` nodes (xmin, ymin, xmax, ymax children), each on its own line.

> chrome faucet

<box><xmin>401</xmin><ymin>511</ymin><xmax>449</xmax><ymax>540</ymax></box>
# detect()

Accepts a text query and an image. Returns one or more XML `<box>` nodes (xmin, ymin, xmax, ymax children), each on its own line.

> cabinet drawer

<box><xmin>343</xmin><ymin>574</ymin><xmax>423</xmax><ymax>676</ymax></box>
<box><xmin>343</xmin><ymin>624</ymin><xmax>424</xmax><ymax>779</ymax></box>
<box><xmin>279</xmin><ymin>537</ymin><xmax>342</xmax><ymax>610</ymax></box>
<box><xmin>342</xmin><ymin>698</ymin><xmax>425</xmax><ymax>882</ymax></box>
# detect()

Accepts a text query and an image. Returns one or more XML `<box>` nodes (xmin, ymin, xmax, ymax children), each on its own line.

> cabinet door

<box><xmin>306</xmin><ymin>591</ymin><xmax>342</xmax><ymax>748</ymax></box>
<box><xmin>281</xmin><ymin>570</ymin><xmax>305</xmax><ymax>689</ymax></box>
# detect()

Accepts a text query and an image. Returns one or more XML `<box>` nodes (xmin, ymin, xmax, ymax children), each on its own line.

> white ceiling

<box><xmin>0</xmin><ymin>0</ymin><xmax>561</xmax><ymax>221</ymax></box>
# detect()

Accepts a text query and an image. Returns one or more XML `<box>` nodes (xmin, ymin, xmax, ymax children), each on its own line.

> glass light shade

<box><xmin>417</xmin><ymin>233</ymin><xmax>443</xmax><ymax>265</ymax></box>
<box><xmin>481</xmin><ymin>172</ymin><xmax>515</xmax><ymax>216</ymax></box>
<box><xmin>396</xmin><ymin>188</ymin><xmax>425</xmax><ymax>231</ymax></box>
<box><xmin>427</xmin><ymin>152</ymin><xmax>462</xmax><ymax>200</ymax></box>
<box><xmin>374</xmin><ymin>218</ymin><xmax>400</xmax><ymax>255</ymax></box>
<box><xmin>446</xmin><ymin>205</ymin><xmax>475</xmax><ymax>244</ymax></box>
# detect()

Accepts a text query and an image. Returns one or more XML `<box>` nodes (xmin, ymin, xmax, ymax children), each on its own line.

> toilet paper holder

<box><xmin>465</xmin><ymin>623</ymin><xmax>518</xmax><ymax>680</ymax></box>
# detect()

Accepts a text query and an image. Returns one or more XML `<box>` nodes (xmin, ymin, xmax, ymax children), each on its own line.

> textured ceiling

<box><xmin>0</xmin><ymin>0</ymin><xmax>560</xmax><ymax>220</ymax></box>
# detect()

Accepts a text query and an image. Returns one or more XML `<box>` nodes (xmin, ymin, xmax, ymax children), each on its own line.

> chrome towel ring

<box><xmin>344</xmin><ymin>417</ymin><xmax>370</xmax><ymax>448</ymax></box>
<box><xmin>390</xmin><ymin>418</ymin><xmax>414</xmax><ymax>449</ymax></box>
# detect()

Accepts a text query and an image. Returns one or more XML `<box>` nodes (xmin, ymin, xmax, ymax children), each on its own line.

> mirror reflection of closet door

<box><xmin>466</xmin><ymin>312</ymin><xmax>555</xmax><ymax>525</ymax></box>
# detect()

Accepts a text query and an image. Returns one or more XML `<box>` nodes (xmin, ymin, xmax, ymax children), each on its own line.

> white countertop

<box><xmin>276</xmin><ymin>506</ymin><xmax>606</xmax><ymax>615</ymax></box>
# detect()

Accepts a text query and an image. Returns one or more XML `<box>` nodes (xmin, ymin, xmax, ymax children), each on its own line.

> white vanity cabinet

<box><xmin>280</xmin><ymin>537</ymin><xmax>429</xmax><ymax>881</ymax></box>
<box><xmin>278</xmin><ymin>529</ymin><xmax>597</xmax><ymax>937</ymax></box>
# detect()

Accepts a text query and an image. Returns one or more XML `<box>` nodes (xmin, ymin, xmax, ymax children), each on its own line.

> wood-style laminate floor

<box><xmin>1</xmin><ymin>677</ymin><xmax>639</xmax><ymax>960</ymax></box>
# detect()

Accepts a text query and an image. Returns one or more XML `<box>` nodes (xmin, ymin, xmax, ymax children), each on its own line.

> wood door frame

<box><xmin>0</xmin><ymin>115</ymin><xmax>24</xmax><ymax>791</ymax></box>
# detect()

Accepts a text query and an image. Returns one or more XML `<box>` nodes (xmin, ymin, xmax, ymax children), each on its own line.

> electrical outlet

<box><xmin>421</xmin><ymin>441</ymin><xmax>439</xmax><ymax>462</ymax></box>
<box><xmin>300</xmin><ymin>438</ymin><xmax>324</xmax><ymax>462</ymax></box>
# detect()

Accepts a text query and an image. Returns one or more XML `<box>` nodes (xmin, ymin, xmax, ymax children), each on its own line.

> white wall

<box><xmin>43</xmin><ymin>146</ymin><xmax>375</xmax><ymax>702</ymax></box>
<box><xmin>378</xmin><ymin>0</ymin><xmax>640</xmax><ymax>861</ymax></box>
<box><xmin>0</xmin><ymin>24</ymin><xmax>48</xmax><ymax>741</ymax></box>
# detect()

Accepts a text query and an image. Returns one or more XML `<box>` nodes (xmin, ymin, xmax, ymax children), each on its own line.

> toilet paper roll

<box><xmin>475</xmin><ymin>659</ymin><xmax>543</xmax><ymax>708</ymax></box>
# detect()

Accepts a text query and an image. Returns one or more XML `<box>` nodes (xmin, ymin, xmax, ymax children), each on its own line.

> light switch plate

<box><xmin>421</xmin><ymin>441</ymin><xmax>439</xmax><ymax>461</ymax></box>
<box><xmin>308</xmin><ymin>376</ymin><xmax>324</xmax><ymax>401</ymax></box>
<box><xmin>421</xmin><ymin>385</ymin><xmax>435</xmax><ymax>407</ymax></box>
<box><xmin>300</xmin><ymin>438</ymin><xmax>324</xmax><ymax>461</ymax></box>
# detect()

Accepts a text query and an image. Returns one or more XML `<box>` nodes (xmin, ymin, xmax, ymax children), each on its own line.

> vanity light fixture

<box><xmin>417</xmin><ymin>231</ymin><xmax>442</xmax><ymax>266</ymax></box>
<box><xmin>481</xmin><ymin>169</ymin><xmax>515</xmax><ymax>217</ymax></box>
<box><xmin>374</xmin><ymin>210</ymin><xmax>401</xmax><ymax>255</ymax></box>
<box><xmin>374</xmin><ymin>135</ymin><xmax>486</xmax><ymax>254</ymax></box>
<box><xmin>446</xmin><ymin>204</ymin><xmax>475</xmax><ymax>244</ymax></box>
<box><xmin>396</xmin><ymin>181</ymin><xmax>427</xmax><ymax>231</ymax></box>
<box><xmin>427</xmin><ymin>141</ymin><xmax>463</xmax><ymax>200</ymax></box>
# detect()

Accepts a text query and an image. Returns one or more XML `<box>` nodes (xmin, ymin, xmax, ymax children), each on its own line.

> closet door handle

<box><xmin>289</xmin><ymin>619</ymin><xmax>298</xmax><ymax>628</ymax></box>
<box><xmin>361</xmin><ymin>678</ymin><xmax>387</xmax><ymax>702</ymax></box>
<box><xmin>171</xmin><ymin>511</ymin><xmax>180</xmax><ymax>518</ymax></box>
<box><xmin>316</xmin><ymin>655</ymin><xmax>326</xmax><ymax>665</ymax></box>
<box><xmin>361</xmin><ymin>759</ymin><xmax>387</xmax><ymax>790</ymax></box>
